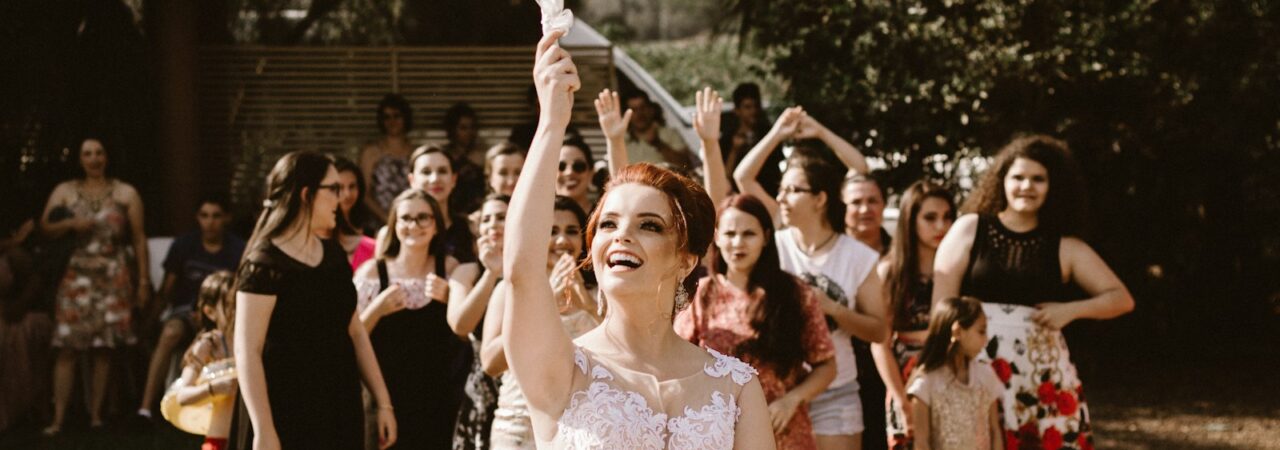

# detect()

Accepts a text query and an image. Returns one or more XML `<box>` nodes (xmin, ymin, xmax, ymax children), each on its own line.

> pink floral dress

<box><xmin>675</xmin><ymin>274</ymin><xmax>834</xmax><ymax>449</ymax></box>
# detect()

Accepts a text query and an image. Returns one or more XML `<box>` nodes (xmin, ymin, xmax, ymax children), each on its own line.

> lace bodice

<box><xmin>540</xmin><ymin>346</ymin><xmax>758</xmax><ymax>449</ymax></box>
<box><xmin>354</xmin><ymin>277</ymin><xmax>432</xmax><ymax>313</ymax></box>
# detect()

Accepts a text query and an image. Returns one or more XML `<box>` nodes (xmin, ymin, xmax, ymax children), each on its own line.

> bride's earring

<box><xmin>673</xmin><ymin>283</ymin><xmax>690</xmax><ymax>312</ymax></box>
<box><xmin>596</xmin><ymin>289</ymin><xmax>606</xmax><ymax>317</ymax></box>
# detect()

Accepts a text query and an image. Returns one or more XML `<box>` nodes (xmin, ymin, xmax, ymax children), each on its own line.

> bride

<box><xmin>500</xmin><ymin>30</ymin><xmax>775</xmax><ymax>449</ymax></box>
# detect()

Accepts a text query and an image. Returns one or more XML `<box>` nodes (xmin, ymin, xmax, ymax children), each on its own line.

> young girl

<box><xmin>906</xmin><ymin>296</ymin><xmax>1002</xmax><ymax>450</ymax></box>
<box><xmin>170</xmin><ymin>271</ymin><xmax>238</xmax><ymax>450</ymax></box>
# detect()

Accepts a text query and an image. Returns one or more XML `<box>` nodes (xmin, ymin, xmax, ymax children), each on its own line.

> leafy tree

<box><xmin>727</xmin><ymin>0</ymin><xmax>1280</xmax><ymax>351</ymax></box>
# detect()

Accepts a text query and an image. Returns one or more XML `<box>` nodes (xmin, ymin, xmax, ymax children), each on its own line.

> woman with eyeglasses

<box><xmin>733</xmin><ymin>107</ymin><xmax>888</xmax><ymax>450</ymax></box>
<box><xmin>555</xmin><ymin>133</ymin><xmax>596</xmax><ymax>215</ymax></box>
<box><xmin>354</xmin><ymin>189</ymin><xmax>476</xmax><ymax>449</ymax></box>
<box><xmin>235</xmin><ymin>151</ymin><xmax>396</xmax><ymax>450</ymax></box>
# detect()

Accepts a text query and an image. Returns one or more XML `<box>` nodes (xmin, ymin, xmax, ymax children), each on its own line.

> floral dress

<box><xmin>674</xmin><ymin>274</ymin><xmax>834</xmax><ymax>449</ymax></box>
<box><xmin>52</xmin><ymin>181</ymin><xmax>135</xmax><ymax>349</ymax></box>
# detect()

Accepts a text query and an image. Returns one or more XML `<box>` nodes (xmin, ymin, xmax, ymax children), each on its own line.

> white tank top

<box><xmin>775</xmin><ymin>230</ymin><xmax>879</xmax><ymax>387</ymax></box>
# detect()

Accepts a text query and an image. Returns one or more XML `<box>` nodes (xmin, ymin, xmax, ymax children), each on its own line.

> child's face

<box><xmin>204</xmin><ymin>304</ymin><xmax>228</xmax><ymax>330</ymax></box>
<box><xmin>955</xmin><ymin>313</ymin><xmax>989</xmax><ymax>359</ymax></box>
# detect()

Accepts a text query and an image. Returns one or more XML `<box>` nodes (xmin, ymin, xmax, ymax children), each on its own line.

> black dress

<box><xmin>370</xmin><ymin>258</ymin><xmax>467</xmax><ymax>449</ymax></box>
<box><xmin>236</xmin><ymin>239</ymin><xmax>364</xmax><ymax>449</ymax></box>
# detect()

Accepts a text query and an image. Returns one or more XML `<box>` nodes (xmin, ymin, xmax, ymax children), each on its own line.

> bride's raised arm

<box><xmin>501</xmin><ymin>30</ymin><xmax>582</xmax><ymax>418</ymax></box>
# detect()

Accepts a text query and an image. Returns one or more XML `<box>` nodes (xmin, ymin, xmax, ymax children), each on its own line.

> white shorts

<box><xmin>810</xmin><ymin>379</ymin><xmax>865</xmax><ymax>436</ymax></box>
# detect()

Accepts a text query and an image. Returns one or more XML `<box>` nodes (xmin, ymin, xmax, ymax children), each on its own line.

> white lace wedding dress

<box><xmin>536</xmin><ymin>346</ymin><xmax>758</xmax><ymax>449</ymax></box>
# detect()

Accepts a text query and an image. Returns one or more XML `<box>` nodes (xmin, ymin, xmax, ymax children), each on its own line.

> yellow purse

<box><xmin>161</xmin><ymin>358</ymin><xmax>236</xmax><ymax>435</ymax></box>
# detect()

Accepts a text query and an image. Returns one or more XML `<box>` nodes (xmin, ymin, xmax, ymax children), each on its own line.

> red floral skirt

<box><xmin>980</xmin><ymin>303</ymin><xmax>1093</xmax><ymax>450</ymax></box>
<box><xmin>886</xmin><ymin>338</ymin><xmax>923</xmax><ymax>450</ymax></box>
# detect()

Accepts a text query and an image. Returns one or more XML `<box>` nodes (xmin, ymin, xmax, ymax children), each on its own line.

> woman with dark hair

<box><xmin>675</xmin><ymin>194</ymin><xmax>836</xmax><ymax>449</ymax></box>
<box><xmin>451</xmin><ymin>193</ymin><xmax>510</xmax><ymax>450</ymax></box>
<box><xmin>407</xmin><ymin>145</ymin><xmax>480</xmax><ymax>266</ymax></box>
<box><xmin>444</xmin><ymin>102</ymin><xmax>485</xmax><ymax>166</ymax></box>
<box><xmin>355</xmin><ymin>189</ymin><xmax>474</xmax><ymax>449</ymax></box>
<box><xmin>871</xmin><ymin>181</ymin><xmax>956</xmax><ymax>449</ymax></box>
<box><xmin>332</xmin><ymin>156</ymin><xmax>378</xmax><ymax>269</ymax></box>
<box><xmin>234</xmin><ymin>151</ymin><xmax>396</xmax><ymax>450</ymax></box>
<box><xmin>0</xmin><ymin>214</ymin><xmax>53</xmax><ymax>434</ymax></box>
<box><xmin>501</xmin><ymin>32</ymin><xmax>773</xmax><ymax>448</ymax></box>
<box><xmin>933</xmin><ymin>135</ymin><xmax>1134</xmax><ymax>449</ymax></box>
<box><xmin>361</xmin><ymin>93</ymin><xmax>415</xmax><ymax>224</ymax></box>
<box><xmin>555</xmin><ymin>133</ymin><xmax>596</xmax><ymax>214</ymax></box>
<box><xmin>443</xmin><ymin>102</ymin><xmax>488</xmax><ymax>214</ymax></box>
<box><xmin>734</xmin><ymin>108</ymin><xmax>887</xmax><ymax>450</ymax></box>
<box><xmin>483</xmin><ymin>195</ymin><xmax>599</xmax><ymax>449</ymax></box>
<box><xmin>41</xmin><ymin>137</ymin><xmax>150</xmax><ymax>435</ymax></box>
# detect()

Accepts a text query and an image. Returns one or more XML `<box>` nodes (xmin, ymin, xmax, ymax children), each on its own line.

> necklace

<box><xmin>793</xmin><ymin>228</ymin><xmax>838</xmax><ymax>257</ymax></box>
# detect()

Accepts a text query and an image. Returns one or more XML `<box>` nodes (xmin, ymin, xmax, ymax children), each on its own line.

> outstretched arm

<box><xmin>733</xmin><ymin>107</ymin><xmax>803</xmax><ymax>224</ymax></box>
<box><xmin>503</xmin><ymin>30</ymin><xmax>582</xmax><ymax>417</ymax></box>
<box><xmin>694</xmin><ymin>87</ymin><xmax>730</xmax><ymax>207</ymax></box>
<box><xmin>595</xmin><ymin>88</ymin><xmax>633</xmax><ymax>176</ymax></box>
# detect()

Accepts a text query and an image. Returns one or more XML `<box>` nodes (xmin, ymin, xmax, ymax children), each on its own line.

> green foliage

<box><xmin>727</xmin><ymin>0</ymin><xmax>1280</xmax><ymax>343</ymax></box>
<box><xmin>621</xmin><ymin>35</ymin><xmax>787</xmax><ymax>107</ymax></box>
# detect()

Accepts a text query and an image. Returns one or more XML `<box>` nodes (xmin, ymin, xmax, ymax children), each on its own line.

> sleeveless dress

<box><xmin>236</xmin><ymin>239</ymin><xmax>364</xmax><ymax>449</ymax></box>
<box><xmin>354</xmin><ymin>257</ymin><xmax>467</xmax><ymax>449</ymax></box>
<box><xmin>52</xmin><ymin>181</ymin><xmax>136</xmax><ymax>349</ymax></box>
<box><xmin>372</xmin><ymin>153</ymin><xmax>410</xmax><ymax>213</ymax></box>
<box><xmin>962</xmin><ymin>215</ymin><xmax>1093</xmax><ymax>450</ymax></box>
<box><xmin>491</xmin><ymin>309</ymin><xmax>599</xmax><ymax>449</ymax></box>
<box><xmin>886</xmin><ymin>276</ymin><xmax>933</xmax><ymax>449</ymax></box>
<box><xmin>537</xmin><ymin>346</ymin><xmax>758</xmax><ymax>449</ymax></box>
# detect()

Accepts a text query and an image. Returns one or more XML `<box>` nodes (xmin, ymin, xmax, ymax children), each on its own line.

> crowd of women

<box><xmin>0</xmin><ymin>30</ymin><xmax>1135</xmax><ymax>450</ymax></box>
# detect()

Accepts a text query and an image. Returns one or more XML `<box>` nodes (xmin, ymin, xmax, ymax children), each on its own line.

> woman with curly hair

<box><xmin>933</xmin><ymin>134</ymin><xmax>1134</xmax><ymax>449</ymax></box>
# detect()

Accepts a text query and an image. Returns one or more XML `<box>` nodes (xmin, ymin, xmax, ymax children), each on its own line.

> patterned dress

<box><xmin>674</xmin><ymin>275</ymin><xmax>834</xmax><ymax>449</ymax></box>
<box><xmin>372</xmin><ymin>153</ymin><xmax>410</xmax><ymax>213</ymax></box>
<box><xmin>52</xmin><ymin>181</ymin><xmax>136</xmax><ymax>349</ymax></box>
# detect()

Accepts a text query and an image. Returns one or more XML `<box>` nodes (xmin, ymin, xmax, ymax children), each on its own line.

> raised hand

<box><xmin>425</xmin><ymin>273</ymin><xmax>449</xmax><ymax>304</ymax></box>
<box><xmin>478</xmin><ymin>234</ymin><xmax>503</xmax><ymax>277</ymax></box>
<box><xmin>769</xmin><ymin>106</ymin><xmax>805</xmax><ymax>140</ymax></box>
<box><xmin>595</xmin><ymin>88</ymin><xmax>633</xmax><ymax>142</ymax></box>
<box><xmin>693</xmin><ymin>87</ymin><xmax>722</xmax><ymax>143</ymax></box>
<box><xmin>794</xmin><ymin>112</ymin><xmax>827</xmax><ymax>139</ymax></box>
<box><xmin>533</xmin><ymin>30</ymin><xmax>581</xmax><ymax>129</ymax></box>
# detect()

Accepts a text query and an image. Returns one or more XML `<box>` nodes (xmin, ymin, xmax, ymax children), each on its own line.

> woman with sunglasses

<box><xmin>733</xmin><ymin>107</ymin><xmax>888</xmax><ymax>450</ymax></box>
<box><xmin>355</xmin><ymin>189</ymin><xmax>476</xmax><ymax>449</ymax></box>
<box><xmin>555</xmin><ymin>133</ymin><xmax>596</xmax><ymax>215</ymax></box>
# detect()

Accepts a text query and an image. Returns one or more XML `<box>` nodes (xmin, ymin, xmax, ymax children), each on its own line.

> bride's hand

<box><xmin>533</xmin><ymin>30</ymin><xmax>581</xmax><ymax>129</ymax></box>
